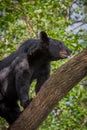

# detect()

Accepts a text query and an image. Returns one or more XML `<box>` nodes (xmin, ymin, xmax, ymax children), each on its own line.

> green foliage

<box><xmin>0</xmin><ymin>0</ymin><xmax>87</xmax><ymax>130</ymax></box>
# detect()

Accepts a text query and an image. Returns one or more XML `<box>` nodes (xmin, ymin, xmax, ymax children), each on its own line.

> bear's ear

<box><xmin>39</xmin><ymin>31</ymin><xmax>49</xmax><ymax>43</ymax></box>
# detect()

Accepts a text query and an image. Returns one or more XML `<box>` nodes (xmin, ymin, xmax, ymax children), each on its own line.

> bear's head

<box><xmin>39</xmin><ymin>31</ymin><xmax>72</xmax><ymax>61</ymax></box>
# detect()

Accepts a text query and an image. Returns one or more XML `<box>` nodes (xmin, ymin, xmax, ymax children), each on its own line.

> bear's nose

<box><xmin>69</xmin><ymin>50</ymin><xmax>72</xmax><ymax>54</ymax></box>
<box><xmin>67</xmin><ymin>49</ymin><xmax>72</xmax><ymax>55</ymax></box>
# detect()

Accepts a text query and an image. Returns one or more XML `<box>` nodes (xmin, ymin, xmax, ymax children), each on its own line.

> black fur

<box><xmin>0</xmin><ymin>32</ymin><xmax>72</xmax><ymax>124</ymax></box>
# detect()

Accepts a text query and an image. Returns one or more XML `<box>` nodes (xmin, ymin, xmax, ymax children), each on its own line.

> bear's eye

<box><xmin>59</xmin><ymin>42</ymin><xmax>63</xmax><ymax>47</ymax></box>
<box><xmin>59</xmin><ymin>42</ymin><xmax>62</xmax><ymax>45</ymax></box>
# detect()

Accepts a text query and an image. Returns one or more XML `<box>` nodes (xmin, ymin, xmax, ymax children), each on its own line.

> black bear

<box><xmin>0</xmin><ymin>31</ymin><xmax>72</xmax><ymax>124</ymax></box>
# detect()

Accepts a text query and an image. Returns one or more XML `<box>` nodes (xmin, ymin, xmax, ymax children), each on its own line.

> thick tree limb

<box><xmin>10</xmin><ymin>48</ymin><xmax>87</xmax><ymax>130</ymax></box>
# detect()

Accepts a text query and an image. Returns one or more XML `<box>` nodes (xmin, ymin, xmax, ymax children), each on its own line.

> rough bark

<box><xmin>10</xmin><ymin>48</ymin><xmax>87</xmax><ymax>130</ymax></box>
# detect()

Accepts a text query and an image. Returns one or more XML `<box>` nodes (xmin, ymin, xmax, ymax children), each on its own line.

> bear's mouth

<box><xmin>59</xmin><ymin>51</ymin><xmax>69</xmax><ymax>58</ymax></box>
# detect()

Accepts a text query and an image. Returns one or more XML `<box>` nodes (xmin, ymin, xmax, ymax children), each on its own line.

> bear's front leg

<box><xmin>15</xmin><ymin>56</ymin><xmax>32</xmax><ymax>108</ymax></box>
<box><xmin>16</xmin><ymin>68</ymin><xmax>31</xmax><ymax>108</ymax></box>
<box><xmin>35</xmin><ymin>63</ymin><xmax>50</xmax><ymax>94</ymax></box>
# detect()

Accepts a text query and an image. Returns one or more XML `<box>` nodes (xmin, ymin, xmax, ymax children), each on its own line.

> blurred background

<box><xmin>0</xmin><ymin>0</ymin><xmax>87</xmax><ymax>130</ymax></box>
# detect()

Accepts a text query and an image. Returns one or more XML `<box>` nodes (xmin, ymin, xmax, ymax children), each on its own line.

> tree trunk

<box><xmin>9</xmin><ymin>48</ymin><xmax>87</xmax><ymax>130</ymax></box>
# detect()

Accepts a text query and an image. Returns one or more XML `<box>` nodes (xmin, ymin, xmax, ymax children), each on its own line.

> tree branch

<box><xmin>9</xmin><ymin>48</ymin><xmax>87</xmax><ymax>130</ymax></box>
